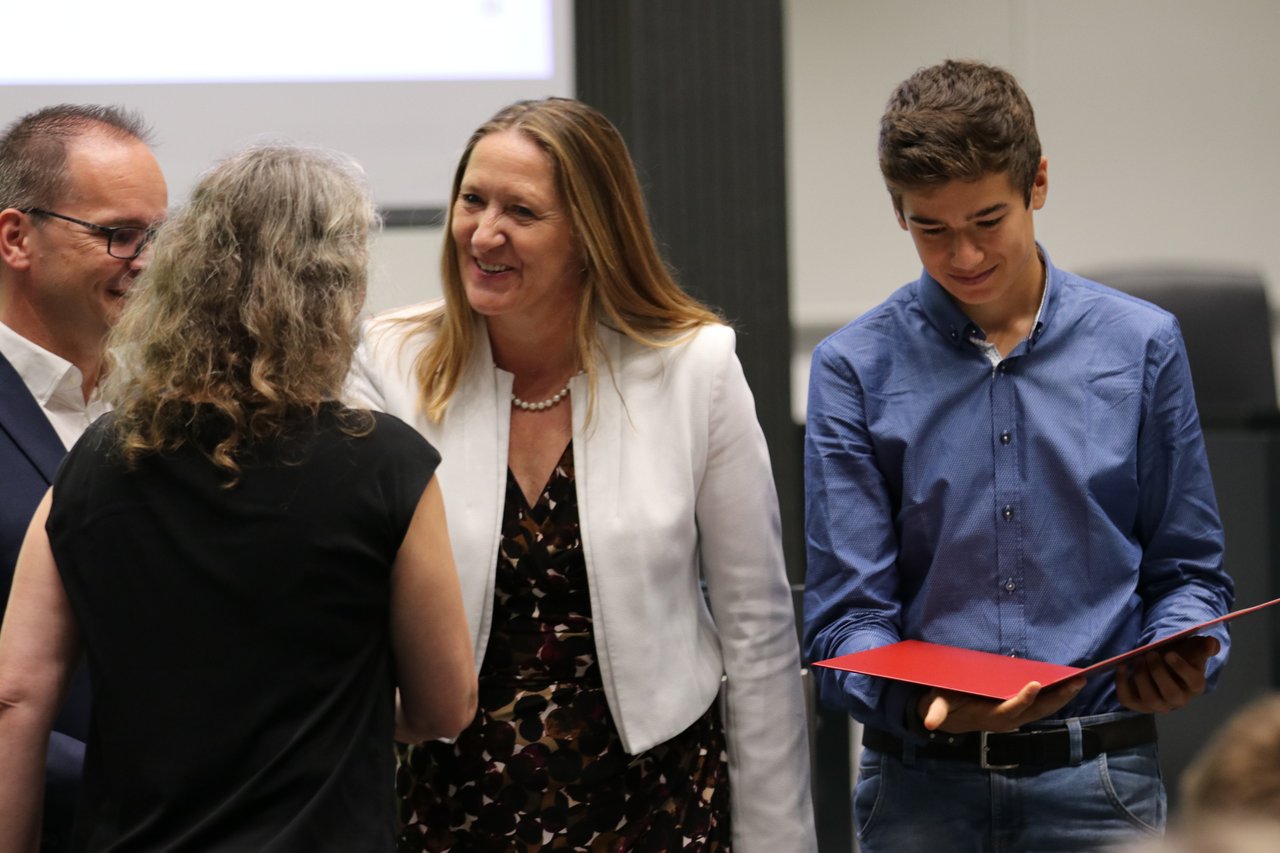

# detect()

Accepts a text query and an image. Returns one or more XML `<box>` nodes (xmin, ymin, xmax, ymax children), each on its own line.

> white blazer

<box><xmin>347</xmin><ymin>302</ymin><xmax>816</xmax><ymax>852</ymax></box>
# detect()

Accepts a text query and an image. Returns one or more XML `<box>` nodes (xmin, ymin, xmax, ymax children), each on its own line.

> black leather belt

<box><xmin>862</xmin><ymin>715</ymin><xmax>1157</xmax><ymax>770</ymax></box>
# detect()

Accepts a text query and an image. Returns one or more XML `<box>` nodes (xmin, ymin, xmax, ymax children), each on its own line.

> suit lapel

<box><xmin>0</xmin><ymin>352</ymin><xmax>66</xmax><ymax>484</ymax></box>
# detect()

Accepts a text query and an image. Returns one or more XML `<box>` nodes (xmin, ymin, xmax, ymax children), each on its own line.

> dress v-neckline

<box><xmin>509</xmin><ymin>440</ymin><xmax>573</xmax><ymax>512</ymax></box>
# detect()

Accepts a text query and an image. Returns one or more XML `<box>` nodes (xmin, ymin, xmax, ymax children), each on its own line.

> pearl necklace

<box><xmin>511</xmin><ymin>381</ymin><xmax>571</xmax><ymax>412</ymax></box>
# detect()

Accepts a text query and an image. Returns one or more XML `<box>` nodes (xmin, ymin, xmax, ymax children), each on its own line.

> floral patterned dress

<box><xmin>395</xmin><ymin>442</ymin><xmax>731</xmax><ymax>852</ymax></box>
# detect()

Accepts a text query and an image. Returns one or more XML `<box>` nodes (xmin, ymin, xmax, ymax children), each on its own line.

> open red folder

<box><xmin>812</xmin><ymin>597</ymin><xmax>1280</xmax><ymax>701</ymax></box>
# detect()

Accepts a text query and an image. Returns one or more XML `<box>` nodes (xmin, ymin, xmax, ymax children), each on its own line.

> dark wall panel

<box><xmin>576</xmin><ymin>1</ymin><xmax>802</xmax><ymax>582</ymax></box>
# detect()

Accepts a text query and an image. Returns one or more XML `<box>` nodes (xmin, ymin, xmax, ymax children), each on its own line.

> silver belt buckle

<box><xmin>980</xmin><ymin>731</ymin><xmax>1019</xmax><ymax>770</ymax></box>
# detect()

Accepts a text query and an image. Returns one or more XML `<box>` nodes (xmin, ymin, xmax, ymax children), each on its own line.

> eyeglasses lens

<box><xmin>108</xmin><ymin>229</ymin><xmax>147</xmax><ymax>260</ymax></box>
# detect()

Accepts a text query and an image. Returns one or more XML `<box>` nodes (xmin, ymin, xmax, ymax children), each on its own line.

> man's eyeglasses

<box><xmin>21</xmin><ymin>208</ymin><xmax>157</xmax><ymax>260</ymax></box>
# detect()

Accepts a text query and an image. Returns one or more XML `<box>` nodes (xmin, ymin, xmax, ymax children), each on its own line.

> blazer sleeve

<box><xmin>694</xmin><ymin>330</ymin><xmax>817</xmax><ymax>852</ymax></box>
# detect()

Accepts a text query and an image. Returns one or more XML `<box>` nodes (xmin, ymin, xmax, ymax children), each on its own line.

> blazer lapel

<box><xmin>0</xmin><ymin>352</ymin><xmax>66</xmax><ymax>483</ymax></box>
<box><xmin>575</xmin><ymin>326</ymin><xmax>624</xmax><ymax>517</ymax></box>
<box><xmin>434</xmin><ymin>326</ymin><xmax>508</xmax><ymax>659</ymax></box>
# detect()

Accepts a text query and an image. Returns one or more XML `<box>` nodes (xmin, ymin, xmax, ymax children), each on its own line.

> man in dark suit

<box><xmin>0</xmin><ymin>104</ymin><xmax>167</xmax><ymax>852</ymax></box>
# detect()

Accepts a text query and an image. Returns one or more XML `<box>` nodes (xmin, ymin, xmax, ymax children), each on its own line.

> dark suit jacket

<box><xmin>0</xmin><ymin>351</ymin><xmax>89</xmax><ymax>852</ymax></box>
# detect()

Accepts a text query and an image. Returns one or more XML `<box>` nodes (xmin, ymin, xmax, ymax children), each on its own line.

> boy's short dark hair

<box><xmin>879</xmin><ymin>59</ymin><xmax>1041</xmax><ymax>213</ymax></box>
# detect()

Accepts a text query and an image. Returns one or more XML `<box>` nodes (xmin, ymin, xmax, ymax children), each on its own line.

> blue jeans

<box><xmin>854</xmin><ymin>714</ymin><xmax>1166</xmax><ymax>853</ymax></box>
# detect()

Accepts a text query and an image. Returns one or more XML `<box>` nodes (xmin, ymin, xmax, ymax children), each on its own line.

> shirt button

<box><xmin>998</xmin><ymin>363</ymin><xmax>1008</xmax><ymax>374</ymax></box>
<box><xmin>1000</xmin><ymin>430</ymin><xmax>1012</xmax><ymax>445</ymax></box>
<box><xmin>1008</xmin><ymin>650</ymin><xmax>1019</xmax><ymax>658</ymax></box>
<box><xmin>1001</xmin><ymin>505</ymin><xmax>1015</xmax><ymax>521</ymax></box>
<box><xmin>1005</xmin><ymin>579</ymin><xmax>1016</xmax><ymax>592</ymax></box>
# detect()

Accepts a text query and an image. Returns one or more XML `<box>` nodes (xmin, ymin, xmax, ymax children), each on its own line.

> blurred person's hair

<box><xmin>1180</xmin><ymin>692</ymin><xmax>1280</xmax><ymax>820</ymax></box>
<box><xmin>1119</xmin><ymin>819</ymin><xmax>1280</xmax><ymax>853</ymax></box>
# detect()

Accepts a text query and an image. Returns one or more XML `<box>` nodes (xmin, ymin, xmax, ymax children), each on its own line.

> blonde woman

<box><xmin>349</xmin><ymin>98</ymin><xmax>815</xmax><ymax>852</ymax></box>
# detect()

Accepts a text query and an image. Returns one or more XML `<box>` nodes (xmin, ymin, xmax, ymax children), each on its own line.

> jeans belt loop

<box><xmin>979</xmin><ymin>731</ymin><xmax>1019</xmax><ymax>770</ymax></box>
<box><xmin>1066</xmin><ymin>717</ymin><xmax>1084</xmax><ymax>766</ymax></box>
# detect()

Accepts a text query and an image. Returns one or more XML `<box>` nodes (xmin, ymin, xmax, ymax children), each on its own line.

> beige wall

<box><xmin>367</xmin><ymin>225</ymin><xmax>444</xmax><ymax>316</ymax></box>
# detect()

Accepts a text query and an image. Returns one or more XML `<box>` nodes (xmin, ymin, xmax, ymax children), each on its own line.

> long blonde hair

<box><xmin>104</xmin><ymin>144</ymin><xmax>378</xmax><ymax>479</ymax></box>
<box><xmin>404</xmin><ymin>97</ymin><xmax>721</xmax><ymax>421</ymax></box>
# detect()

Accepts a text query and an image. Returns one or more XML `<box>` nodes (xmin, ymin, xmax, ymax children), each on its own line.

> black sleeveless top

<box><xmin>48</xmin><ymin>408</ymin><xmax>439</xmax><ymax>852</ymax></box>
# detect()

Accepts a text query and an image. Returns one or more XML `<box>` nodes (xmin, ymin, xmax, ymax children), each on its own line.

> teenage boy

<box><xmin>803</xmin><ymin>60</ymin><xmax>1233</xmax><ymax>851</ymax></box>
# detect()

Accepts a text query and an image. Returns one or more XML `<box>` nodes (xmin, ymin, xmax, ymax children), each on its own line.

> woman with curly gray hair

<box><xmin>0</xmin><ymin>144</ymin><xmax>476</xmax><ymax>851</ymax></box>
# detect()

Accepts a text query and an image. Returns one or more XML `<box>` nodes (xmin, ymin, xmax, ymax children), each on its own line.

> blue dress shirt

<box><xmin>803</xmin><ymin>247</ymin><xmax>1234</xmax><ymax>737</ymax></box>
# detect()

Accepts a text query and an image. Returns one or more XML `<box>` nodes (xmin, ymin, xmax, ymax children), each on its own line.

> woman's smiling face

<box><xmin>451</xmin><ymin>130</ymin><xmax>582</xmax><ymax>329</ymax></box>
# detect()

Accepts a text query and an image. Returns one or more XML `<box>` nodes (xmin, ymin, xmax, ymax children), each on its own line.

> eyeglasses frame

<box><xmin>20</xmin><ymin>207</ymin><xmax>157</xmax><ymax>260</ymax></box>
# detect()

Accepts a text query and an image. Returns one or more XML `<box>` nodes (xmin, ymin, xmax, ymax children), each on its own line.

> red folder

<box><xmin>812</xmin><ymin>597</ymin><xmax>1280</xmax><ymax>700</ymax></box>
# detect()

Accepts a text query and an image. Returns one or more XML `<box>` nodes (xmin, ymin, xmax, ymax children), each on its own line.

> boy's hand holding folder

<box><xmin>813</xmin><ymin>598</ymin><xmax>1277</xmax><ymax>732</ymax></box>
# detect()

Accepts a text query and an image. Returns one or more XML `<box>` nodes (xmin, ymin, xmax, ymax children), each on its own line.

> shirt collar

<box><xmin>0</xmin><ymin>319</ymin><xmax>87</xmax><ymax>407</ymax></box>
<box><xmin>916</xmin><ymin>242</ymin><xmax>1060</xmax><ymax>352</ymax></box>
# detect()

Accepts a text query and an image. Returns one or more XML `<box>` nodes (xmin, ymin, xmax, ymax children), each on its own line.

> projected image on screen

<box><xmin>0</xmin><ymin>0</ymin><xmax>572</xmax><ymax>209</ymax></box>
<box><xmin>2</xmin><ymin>1</ymin><xmax>553</xmax><ymax>85</ymax></box>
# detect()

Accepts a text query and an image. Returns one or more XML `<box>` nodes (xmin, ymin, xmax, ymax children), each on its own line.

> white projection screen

<box><xmin>0</xmin><ymin>0</ymin><xmax>575</xmax><ymax>211</ymax></box>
